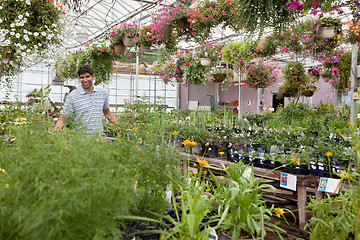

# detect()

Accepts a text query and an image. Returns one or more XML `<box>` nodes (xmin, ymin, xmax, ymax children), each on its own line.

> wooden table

<box><xmin>181</xmin><ymin>153</ymin><xmax>325</xmax><ymax>230</ymax></box>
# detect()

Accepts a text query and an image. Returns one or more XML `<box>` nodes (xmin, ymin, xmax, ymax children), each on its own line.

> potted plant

<box><xmin>300</xmin><ymin>84</ymin><xmax>317</xmax><ymax>97</ymax></box>
<box><xmin>54</xmin><ymin>51</ymin><xmax>86</xmax><ymax>80</ymax></box>
<box><xmin>320</xmin><ymin>16</ymin><xmax>342</xmax><ymax>39</ymax></box>
<box><xmin>212</xmin><ymin>163</ymin><xmax>284</xmax><ymax>239</ymax></box>
<box><xmin>0</xmin><ymin>0</ymin><xmax>63</xmax><ymax>80</ymax></box>
<box><xmin>278</xmin><ymin>61</ymin><xmax>309</xmax><ymax>99</ymax></box>
<box><xmin>208</xmin><ymin>65</ymin><xmax>233</xmax><ymax>83</ymax></box>
<box><xmin>295</xmin><ymin>18</ymin><xmax>318</xmax><ymax>44</ymax></box>
<box><xmin>197</xmin><ymin>43</ymin><xmax>222</xmax><ymax>67</ymax></box>
<box><xmin>109</xmin><ymin>23</ymin><xmax>138</xmax><ymax>53</ymax></box>
<box><xmin>347</xmin><ymin>20</ymin><xmax>360</xmax><ymax>44</ymax></box>
<box><xmin>245</xmin><ymin>62</ymin><xmax>278</xmax><ymax>89</ymax></box>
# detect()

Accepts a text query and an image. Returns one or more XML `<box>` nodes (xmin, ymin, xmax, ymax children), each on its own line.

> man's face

<box><xmin>79</xmin><ymin>72</ymin><xmax>95</xmax><ymax>90</ymax></box>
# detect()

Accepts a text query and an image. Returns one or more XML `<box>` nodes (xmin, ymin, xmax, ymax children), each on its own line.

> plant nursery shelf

<box><xmin>181</xmin><ymin>152</ymin><xmax>329</xmax><ymax>232</ymax></box>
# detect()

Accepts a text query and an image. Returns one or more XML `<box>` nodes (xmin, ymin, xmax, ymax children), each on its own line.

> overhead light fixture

<box><xmin>76</xmin><ymin>32</ymin><xmax>89</xmax><ymax>43</ymax></box>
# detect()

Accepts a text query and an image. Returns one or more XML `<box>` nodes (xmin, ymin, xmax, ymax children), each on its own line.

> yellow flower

<box><xmin>339</xmin><ymin>170</ymin><xmax>352</xmax><ymax>179</ymax></box>
<box><xmin>16</xmin><ymin>116</ymin><xmax>23</xmax><ymax>120</ymax></box>
<box><xmin>96</xmin><ymin>139</ymin><xmax>100</xmax><ymax>142</ymax></box>
<box><xmin>225</xmin><ymin>166</ymin><xmax>229</xmax><ymax>170</ymax></box>
<box><xmin>172</xmin><ymin>131</ymin><xmax>179</xmax><ymax>135</ymax></box>
<box><xmin>219</xmin><ymin>152</ymin><xmax>224</xmax><ymax>155</ymax></box>
<box><xmin>0</xmin><ymin>168</ymin><xmax>8</xmax><ymax>175</ymax></box>
<box><xmin>64</xmin><ymin>147</ymin><xmax>71</xmax><ymax>151</ymax></box>
<box><xmin>325</xmin><ymin>151</ymin><xmax>333</xmax><ymax>157</ymax></box>
<box><xmin>274</xmin><ymin>208</ymin><xmax>284</xmax><ymax>218</ymax></box>
<box><xmin>220</xmin><ymin>176</ymin><xmax>224</xmax><ymax>181</ymax></box>
<box><xmin>182</xmin><ymin>139</ymin><xmax>197</xmax><ymax>146</ymax></box>
<box><xmin>194</xmin><ymin>171</ymin><xmax>198</xmax><ymax>175</ymax></box>
<box><xmin>347</xmin><ymin>121</ymin><xmax>352</xmax><ymax>126</ymax></box>
<box><xmin>196</xmin><ymin>158</ymin><xmax>210</xmax><ymax>167</ymax></box>
<box><xmin>5</xmin><ymin>184</ymin><xmax>9</xmax><ymax>188</ymax></box>
<box><xmin>205</xmin><ymin>142</ymin><xmax>209</xmax><ymax>146</ymax></box>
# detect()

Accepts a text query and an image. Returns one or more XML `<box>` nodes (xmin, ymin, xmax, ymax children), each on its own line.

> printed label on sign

<box><xmin>318</xmin><ymin>178</ymin><xmax>341</xmax><ymax>194</ymax></box>
<box><xmin>280</xmin><ymin>172</ymin><xmax>297</xmax><ymax>191</ymax></box>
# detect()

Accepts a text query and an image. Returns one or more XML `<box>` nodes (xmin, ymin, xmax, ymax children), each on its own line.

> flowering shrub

<box><xmin>279</xmin><ymin>61</ymin><xmax>309</xmax><ymax>98</ymax></box>
<box><xmin>245</xmin><ymin>62</ymin><xmax>277</xmax><ymax>89</ymax></box>
<box><xmin>0</xmin><ymin>0</ymin><xmax>63</xmax><ymax>80</ymax></box>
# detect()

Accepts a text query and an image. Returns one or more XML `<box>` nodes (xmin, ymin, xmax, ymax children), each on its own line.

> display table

<box><xmin>181</xmin><ymin>153</ymin><xmax>327</xmax><ymax>230</ymax></box>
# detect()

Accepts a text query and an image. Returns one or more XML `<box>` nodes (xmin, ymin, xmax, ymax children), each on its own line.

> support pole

<box><xmin>135</xmin><ymin>50</ymin><xmax>139</xmax><ymax>100</ymax></box>
<box><xmin>350</xmin><ymin>43</ymin><xmax>358</xmax><ymax>124</ymax></box>
<box><xmin>237</xmin><ymin>71</ymin><xmax>243</xmax><ymax>121</ymax></box>
<box><xmin>256</xmin><ymin>88</ymin><xmax>260</xmax><ymax>114</ymax></box>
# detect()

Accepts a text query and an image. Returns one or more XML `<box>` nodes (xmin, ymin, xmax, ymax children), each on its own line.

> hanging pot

<box><xmin>200</xmin><ymin>58</ymin><xmax>212</xmax><ymax>66</ymax></box>
<box><xmin>122</xmin><ymin>37</ymin><xmax>135</xmax><ymax>47</ymax></box>
<box><xmin>321</xmin><ymin>27</ymin><xmax>336</xmax><ymax>39</ymax></box>
<box><xmin>114</xmin><ymin>43</ymin><xmax>127</xmax><ymax>54</ymax></box>
<box><xmin>301</xmin><ymin>90</ymin><xmax>315</xmax><ymax>97</ymax></box>
<box><xmin>211</xmin><ymin>73</ymin><xmax>226</xmax><ymax>83</ymax></box>
<box><xmin>176</xmin><ymin>17</ymin><xmax>191</xmax><ymax>29</ymax></box>
<box><xmin>323</xmin><ymin>76</ymin><xmax>330</xmax><ymax>82</ymax></box>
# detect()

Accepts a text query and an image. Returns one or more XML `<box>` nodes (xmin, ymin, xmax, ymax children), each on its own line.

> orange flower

<box><xmin>197</xmin><ymin>158</ymin><xmax>210</xmax><ymax>167</ymax></box>
<box><xmin>325</xmin><ymin>151</ymin><xmax>333</xmax><ymax>157</ymax></box>
<box><xmin>347</xmin><ymin>121</ymin><xmax>352</xmax><ymax>126</ymax></box>
<box><xmin>225</xmin><ymin>166</ymin><xmax>229</xmax><ymax>170</ymax></box>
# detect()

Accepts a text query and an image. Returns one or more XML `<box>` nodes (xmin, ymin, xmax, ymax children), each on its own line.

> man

<box><xmin>53</xmin><ymin>65</ymin><xmax>117</xmax><ymax>135</ymax></box>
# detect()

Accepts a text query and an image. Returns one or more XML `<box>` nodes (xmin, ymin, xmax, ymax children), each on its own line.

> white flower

<box><xmin>4</xmin><ymin>39</ymin><xmax>10</xmax><ymax>45</ymax></box>
<box><xmin>18</xmin><ymin>15</ymin><xmax>23</xmax><ymax>19</ymax></box>
<box><xmin>34</xmin><ymin>45</ymin><xmax>38</xmax><ymax>49</ymax></box>
<box><xmin>16</xmin><ymin>49</ymin><xmax>21</xmax><ymax>54</ymax></box>
<box><xmin>19</xmin><ymin>22</ymin><xmax>24</xmax><ymax>26</ymax></box>
<box><xmin>46</xmin><ymin>35</ymin><xmax>52</xmax><ymax>40</ymax></box>
<box><xmin>34</xmin><ymin>32</ymin><xmax>39</xmax><ymax>36</ymax></box>
<box><xmin>26</xmin><ymin>49</ymin><xmax>31</xmax><ymax>53</ymax></box>
<box><xmin>15</xmin><ymin>33</ymin><xmax>20</xmax><ymax>38</ymax></box>
<box><xmin>15</xmin><ymin>22</ymin><xmax>20</xmax><ymax>26</ymax></box>
<box><xmin>41</xmin><ymin>31</ymin><xmax>46</xmax><ymax>36</ymax></box>
<box><xmin>10</xmin><ymin>23</ymin><xmax>15</xmax><ymax>28</ymax></box>
<box><xmin>24</xmin><ymin>35</ymin><xmax>29</xmax><ymax>41</ymax></box>
<box><xmin>23</xmin><ymin>29</ymin><xmax>27</xmax><ymax>33</ymax></box>
<box><xmin>21</xmin><ymin>52</ymin><xmax>26</xmax><ymax>57</ymax></box>
<box><xmin>38</xmin><ymin>43</ymin><xmax>42</xmax><ymax>47</ymax></box>
<box><xmin>25</xmin><ymin>12</ymin><xmax>29</xmax><ymax>17</ymax></box>
<box><xmin>10</xmin><ymin>32</ymin><xmax>15</xmax><ymax>36</ymax></box>
<box><xmin>0</xmin><ymin>6</ymin><xmax>3</xmax><ymax>10</ymax></box>
<box><xmin>26</xmin><ymin>1</ymin><xmax>30</xmax><ymax>5</ymax></box>
<box><xmin>0</xmin><ymin>19</ymin><xmax>2</xmax><ymax>23</ymax></box>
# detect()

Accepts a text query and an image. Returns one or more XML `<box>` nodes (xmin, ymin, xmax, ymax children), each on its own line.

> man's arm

<box><xmin>103</xmin><ymin>108</ymin><xmax>117</xmax><ymax>125</ymax></box>
<box><xmin>53</xmin><ymin>114</ymin><xmax>67</xmax><ymax>132</ymax></box>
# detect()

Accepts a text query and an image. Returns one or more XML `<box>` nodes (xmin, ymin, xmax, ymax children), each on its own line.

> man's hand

<box><xmin>53</xmin><ymin>114</ymin><xmax>67</xmax><ymax>133</ymax></box>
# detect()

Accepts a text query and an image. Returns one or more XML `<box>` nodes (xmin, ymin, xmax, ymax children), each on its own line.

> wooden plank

<box><xmin>297</xmin><ymin>183</ymin><xmax>307</xmax><ymax>229</ymax></box>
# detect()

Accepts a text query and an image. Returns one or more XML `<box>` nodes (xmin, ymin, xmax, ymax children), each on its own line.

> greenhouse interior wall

<box><xmin>181</xmin><ymin>76</ymin><xmax>339</xmax><ymax>114</ymax></box>
<box><xmin>0</xmin><ymin>62</ymin><xmax>179</xmax><ymax>112</ymax></box>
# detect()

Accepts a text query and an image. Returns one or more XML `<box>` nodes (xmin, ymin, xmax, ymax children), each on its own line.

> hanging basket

<box><xmin>114</xmin><ymin>43</ymin><xmax>126</xmax><ymax>54</ymax></box>
<box><xmin>321</xmin><ymin>27</ymin><xmax>336</xmax><ymax>39</ymax></box>
<box><xmin>300</xmin><ymin>33</ymin><xmax>315</xmax><ymax>44</ymax></box>
<box><xmin>176</xmin><ymin>17</ymin><xmax>191</xmax><ymax>30</ymax></box>
<box><xmin>200</xmin><ymin>58</ymin><xmax>212</xmax><ymax>66</ymax></box>
<box><xmin>301</xmin><ymin>90</ymin><xmax>315</xmax><ymax>97</ymax></box>
<box><xmin>122</xmin><ymin>37</ymin><xmax>135</xmax><ymax>47</ymax></box>
<box><xmin>211</xmin><ymin>73</ymin><xmax>226</xmax><ymax>83</ymax></box>
<box><xmin>323</xmin><ymin>76</ymin><xmax>330</xmax><ymax>82</ymax></box>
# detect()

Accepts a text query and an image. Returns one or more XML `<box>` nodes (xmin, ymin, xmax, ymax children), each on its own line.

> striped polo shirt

<box><xmin>60</xmin><ymin>86</ymin><xmax>109</xmax><ymax>134</ymax></box>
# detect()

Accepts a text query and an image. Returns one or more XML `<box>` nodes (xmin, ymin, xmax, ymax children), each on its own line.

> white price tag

<box><xmin>280</xmin><ymin>172</ymin><xmax>297</xmax><ymax>191</ymax></box>
<box><xmin>318</xmin><ymin>178</ymin><xmax>341</xmax><ymax>194</ymax></box>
